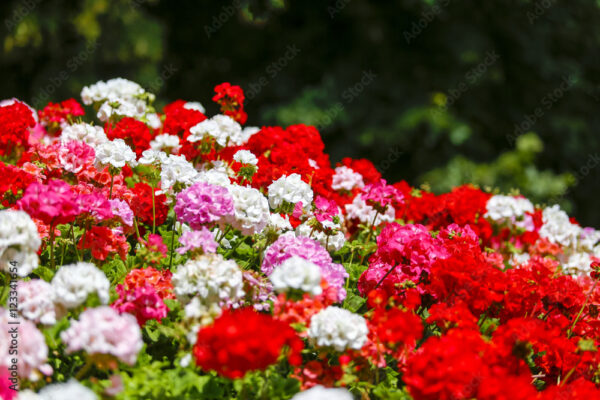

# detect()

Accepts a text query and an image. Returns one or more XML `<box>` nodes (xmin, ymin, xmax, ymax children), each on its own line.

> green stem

<box><xmin>169</xmin><ymin>218</ymin><xmax>176</xmax><ymax>269</ymax></box>
<box><xmin>567</xmin><ymin>278</ymin><xmax>598</xmax><ymax>338</ymax></box>
<box><xmin>59</xmin><ymin>241</ymin><xmax>66</xmax><ymax>266</ymax></box>
<box><xmin>79</xmin><ymin>226</ymin><xmax>87</xmax><ymax>261</ymax></box>
<box><xmin>225</xmin><ymin>238</ymin><xmax>244</xmax><ymax>258</ymax></box>
<box><xmin>364</xmin><ymin>210</ymin><xmax>380</xmax><ymax>246</ymax></box>
<box><xmin>70</xmin><ymin>222</ymin><xmax>81</xmax><ymax>261</ymax></box>
<box><xmin>218</xmin><ymin>226</ymin><xmax>232</xmax><ymax>245</ymax></box>
<box><xmin>109</xmin><ymin>174</ymin><xmax>115</xmax><ymax>199</ymax></box>
<box><xmin>134</xmin><ymin>217</ymin><xmax>142</xmax><ymax>241</ymax></box>
<box><xmin>75</xmin><ymin>359</ymin><xmax>93</xmax><ymax>381</ymax></box>
<box><xmin>151</xmin><ymin>186</ymin><xmax>156</xmax><ymax>234</ymax></box>
<box><xmin>0</xmin><ymin>273</ymin><xmax>9</xmax><ymax>305</ymax></box>
<box><xmin>345</xmin><ymin>249</ymin><xmax>355</xmax><ymax>292</ymax></box>
<box><xmin>360</xmin><ymin>210</ymin><xmax>380</xmax><ymax>265</ymax></box>
<box><xmin>49</xmin><ymin>227</ymin><xmax>56</xmax><ymax>269</ymax></box>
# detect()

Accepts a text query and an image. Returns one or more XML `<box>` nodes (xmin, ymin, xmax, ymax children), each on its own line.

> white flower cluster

<box><xmin>16</xmin><ymin>280</ymin><xmax>56</xmax><ymax>325</ymax></box>
<box><xmin>51</xmin><ymin>262</ymin><xmax>110</xmax><ymax>310</ymax></box>
<box><xmin>579</xmin><ymin>228</ymin><xmax>600</xmax><ymax>252</ymax></box>
<box><xmin>308</xmin><ymin>306</ymin><xmax>368</xmax><ymax>352</ymax></box>
<box><xmin>345</xmin><ymin>195</ymin><xmax>395</xmax><ymax>226</ymax></box>
<box><xmin>233</xmin><ymin>150</ymin><xmax>258</xmax><ymax>165</ymax></box>
<box><xmin>485</xmin><ymin>195</ymin><xmax>534</xmax><ymax>224</ymax></box>
<box><xmin>539</xmin><ymin>205</ymin><xmax>582</xmax><ymax>249</ymax></box>
<box><xmin>172</xmin><ymin>254</ymin><xmax>244</xmax><ymax>306</ymax></box>
<box><xmin>562</xmin><ymin>252</ymin><xmax>595</xmax><ymax>275</ymax></box>
<box><xmin>139</xmin><ymin>148</ymin><xmax>169</xmax><ymax>166</ymax></box>
<box><xmin>268</xmin><ymin>173</ymin><xmax>314</xmax><ymax>211</ymax></box>
<box><xmin>535</xmin><ymin>205</ymin><xmax>600</xmax><ymax>274</ymax></box>
<box><xmin>81</xmin><ymin>78</ymin><xmax>153</xmax><ymax>122</ymax></box>
<box><xmin>270</xmin><ymin>256</ymin><xmax>322</xmax><ymax>295</ymax></box>
<box><xmin>60</xmin><ymin>123</ymin><xmax>108</xmax><ymax>148</ymax></box>
<box><xmin>95</xmin><ymin>139</ymin><xmax>138</xmax><ymax>169</ymax></box>
<box><xmin>0</xmin><ymin>210</ymin><xmax>41</xmax><ymax>277</ymax></box>
<box><xmin>331</xmin><ymin>166</ymin><xmax>364</xmax><ymax>191</ymax></box>
<box><xmin>61</xmin><ymin>306</ymin><xmax>142</xmax><ymax>365</ymax></box>
<box><xmin>160</xmin><ymin>154</ymin><xmax>200</xmax><ymax>193</ymax></box>
<box><xmin>225</xmin><ymin>185</ymin><xmax>270</xmax><ymax>235</ymax></box>
<box><xmin>196</xmin><ymin>161</ymin><xmax>233</xmax><ymax>186</ymax></box>
<box><xmin>34</xmin><ymin>379</ymin><xmax>98</xmax><ymax>400</ymax></box>
<box><xmin>150</xmin><ymin>133</ymin><xmax>181</xmax><ymax>153</ymax></box>
<box><xmin>188</xmin><ymin>114</ymin><xmax>244</xmax><ymax>147</ymax></box>
<box><xmin>291</xmin><ymin>386</ymin><xmax>353</xmax><ymax>400</ymax></box>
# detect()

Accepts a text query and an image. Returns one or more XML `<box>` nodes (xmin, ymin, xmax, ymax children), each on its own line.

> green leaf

<box><xmin>344</xmin><ymin>292</ymin><xmax>366</xmax><ymax>313</ymax></box>
<box><xmin>578</xmin><ymin>338</ymin><xmax>598</xmax><ymax>352</ymax></box>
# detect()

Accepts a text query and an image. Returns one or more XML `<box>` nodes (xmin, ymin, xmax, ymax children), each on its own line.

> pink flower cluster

<box><xmin>112</xmin><ymin>283</ymin><xmax>168</xmax><ymax>326</ymax></box>
<box><xmin>177</xmin><ymin>227</ymin><xmax>218</xmax><ymax>254</ymax></box>
<box><xmin>61</xmin><ymin>306</ymin><xmax>143</xmax><ymax>365</ymax></box>
<box><xmin>361</xmin><ymin>179</ymin><xmax>404</xmax><ymax>211</ymax></box>
<box><xmin>58</xmin><ymin>140</ymin><xmax>95</xmax><ymax>174</ymax></box>
<box><xmin>314</xmin><ymin>196</ymin><xmax>339</xmax><ymax>222</ymax></box>
<box><xmin>174</xmin><ymin>181</ymin><xmax>234</xmax><ymax>229</ymax></box>
<box><xmin>77</xmin><ymin>192</ymin><xmax>113</xmax><ymax>222</ymax></box>
<box><xmin>359</xmin><ymin>223</ymin><xmax>450</xmax><ymax>295</ymax></box>
<box><xmin>17</xmin><ymin>180</ymin><xmax>80</xmax><ymax>225</ymax></box>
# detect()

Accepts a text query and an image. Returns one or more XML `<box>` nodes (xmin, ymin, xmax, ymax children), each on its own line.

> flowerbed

<box><xmin>1</xmin><ymin>78</ymin><xmax>600</xmax><ymax>399</ymax></box>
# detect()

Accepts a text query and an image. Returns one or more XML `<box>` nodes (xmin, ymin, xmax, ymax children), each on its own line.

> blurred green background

<box><xmin>2</xmin><ymin>0</ymin><xmax>599</xmax><ymax>225</ymax></box>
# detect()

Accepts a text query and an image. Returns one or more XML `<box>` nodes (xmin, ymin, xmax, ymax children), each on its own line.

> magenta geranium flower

<box><xmin>174</xmin><ymin>181</ymin><xmax>234</xmax><ymax>229</ymax></box>
<box><xmin>17</xmin><ymin>180</ymin><xmax>81</xmax><ymax>225</ymax></box>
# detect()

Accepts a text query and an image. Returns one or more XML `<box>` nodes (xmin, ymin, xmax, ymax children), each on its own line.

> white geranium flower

<box><xmin>233</xmin><ymin>150</ymin><xmax>258</xmax><ymax>165</ymax></box>
<box><xmin>225</xmin><ymin>185</ymin><xmax>270</xmax><ymax>235</ymax></box>
<box><xmin>51</xmin><ymin>262</ymin><xmax>110</xmax><ymax>309</ymax></box>
<box><xmin>60</xmin><ymin>123</ymin><xmax>108</xmax><ymax>148</ymax></box>
<box><xmin>270</xmin><ymin>256</ymin><xmax>322</xmax><ymax>295</ymax></box>
<box><xmin>0</xmin><ymin>210</ymin><xmax>41</xmax><ymax>277</ymax></box>
<box><xmin>268</xmin><ymin>174</ymin><xmax>313</xmax><ymax>211</ymax></box>
<box><xmin>308</xmin><ymin>306</ymin><xmax>368</xmax><ymax>352</ymax></box>
<box><xmin>188</xmin><ymin>114</ymin><xmax>243</xmax><ymax>147</ymax></box>
<box><xmin>95</xmin><ymin>139</ymin><xmax>137</xmax><ymax>169</ymax></box>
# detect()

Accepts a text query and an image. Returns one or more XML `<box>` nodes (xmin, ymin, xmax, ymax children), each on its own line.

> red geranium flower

<box><xmin>194</xmin><ymin>308</ymin><xmax>303</xmax><ymax>379</ymax></box>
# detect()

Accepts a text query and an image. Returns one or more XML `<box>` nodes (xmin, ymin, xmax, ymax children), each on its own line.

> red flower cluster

<box><xmin>78</xmin><ymin>226</ymin><xmax>129</xmax><ymax>261</ymax></box>
<box><xmin>38</xmin><ymin>98</ymin><xmax>84</xmax><ymax>130</ymax></box>
<box><xmin>163</xmin><ymin>100</ymin><xmax>207</xmax><ymax>137</ymax></box>
<box><xmin>0</xmin><ymin>101</ymin><xmax>35</xmax><ymax>156</ymax></box>
<box><xmin>404</xmin><ymin>328</ymin><xmax>538</xmax><ymax>400</ymax></box>
<box><xmin>128</xmin><ymin>182</ymin><xmax>169</xmax><ymax>227</ymax></box>
<box><xmin>243</xmin><ymin>124</ymin><xmax>333</xmax><ymax>194</ymax></box>
<box><xmin>123</xmin><ymin>267</ymin><xmax>174</xmax><ymax>300</ymax></box>
<box><xmin>213</xmin><ymin>82</ymin><xmax>247</xmax><ymax>124</ymax></box>
<box><xmin>366</xmin><ymin>303</ymin><xmax>422</xmax><ymax>363</ymax></box>
<box><xmin>291</xmin><ymin>357</ymin><xmax>343</xmax><ymax>390</ymax></box>
<box><xmin>105</xmin><ymin>117</ymin><xmax>153</xmax><ymax>157</ymax></box>
<box><xmin>194</xmin><ymin>308</ymin><xmax>304</xmax><ymax>379</ymax></box>
<box><xmin>0</xmin><ymin>161</ymin><xmax>38</xmax><ymax>206</ymax></box>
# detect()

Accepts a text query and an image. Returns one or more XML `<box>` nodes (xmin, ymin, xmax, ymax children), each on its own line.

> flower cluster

<box><xmin>61</xmin><ymin>306</ymin><xmax>143</xmax><ymax>365</ymax></box>
<box><xmin>174</xmin><ymin>181</ymin><xmax>234</xmax><ymax>228</ymax></box>
<box><xmin>2</xmin><ymin>79</ymin><xmax>600</xmax><ymax>399</ymax></box>
<box><xmin>193</xmin><ymin>308</ymin><xmax>303</xmax><ymax>378</ymax></box>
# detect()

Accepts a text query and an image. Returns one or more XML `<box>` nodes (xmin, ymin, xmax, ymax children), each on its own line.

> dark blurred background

<box><xmin>2</xmin><ymin>0</ymin><xmax>599</xmax><ymax>225</ymax></box>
